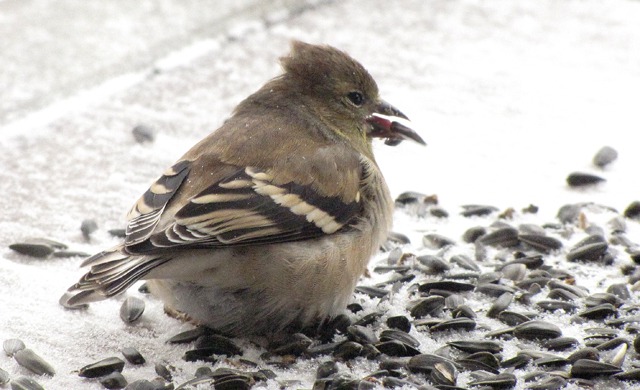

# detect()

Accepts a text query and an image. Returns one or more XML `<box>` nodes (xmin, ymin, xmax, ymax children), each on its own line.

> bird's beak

<box><xmin>367</xmin><ymin>100</ymin><xmax>426</xmax><ymax>146</ymax></box>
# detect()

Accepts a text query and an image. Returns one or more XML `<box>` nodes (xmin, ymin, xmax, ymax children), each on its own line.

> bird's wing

<box><xmin>123</xmin><ymin>159</ymin><xmax>192</xmax><ymax>248</ymax></box>
<box><xmin>120</xmin><ymin>156</ymin><xmax>364</xmax><ymax>255</ymax></box>
<box><xmin>67</xmin><ymin>153</ymin><xmax>364</xmax><ymax>304</ymax></box>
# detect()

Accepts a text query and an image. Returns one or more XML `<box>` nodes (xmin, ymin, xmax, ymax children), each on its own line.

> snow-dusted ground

<box><xmin>2</xmin><ymin>0</ymin><xmax>640</xmax><ymax>389</ymax></box>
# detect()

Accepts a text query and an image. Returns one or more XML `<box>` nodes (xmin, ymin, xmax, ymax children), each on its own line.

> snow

<box><xmin>1</xmin><ymin>0</ymin><xmax>640</xmax><ymax>389</ymax></box>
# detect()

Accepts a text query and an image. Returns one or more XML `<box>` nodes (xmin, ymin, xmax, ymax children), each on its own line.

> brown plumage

<box><xmin>61</xmin><ymin>41</ymin><xmax>424</xmax><ymax>336</ymax></box>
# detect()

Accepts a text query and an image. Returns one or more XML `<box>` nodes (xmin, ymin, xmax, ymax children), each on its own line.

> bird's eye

<box><xmin>347</xmin><ymin>91</ymin><xmax>364</xmax><ymax>106</ymax></box>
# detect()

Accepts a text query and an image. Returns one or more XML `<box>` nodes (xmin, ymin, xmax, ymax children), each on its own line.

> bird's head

<box><xmin>280</xmin><ymin>41</ymin><xmax>425</xmax><ymax>150</ymax></box>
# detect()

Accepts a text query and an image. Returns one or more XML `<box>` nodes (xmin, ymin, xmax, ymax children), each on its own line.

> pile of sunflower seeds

<box><xmin>5</xmin><ymin>147</ymin><xmax>640</xmax><ymax>389</ymax></box>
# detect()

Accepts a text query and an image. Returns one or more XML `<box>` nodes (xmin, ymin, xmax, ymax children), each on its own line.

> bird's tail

<box><xmin>60</xmin><ymin>246</ymin><xmax>169</xmax><ymax>308</ymax></box>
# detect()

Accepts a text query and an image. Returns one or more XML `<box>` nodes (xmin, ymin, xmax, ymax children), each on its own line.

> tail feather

<box><xmin>61</xmin><ymin>246</ymin><xmax>170</xmax><ymax>308</ymax></box>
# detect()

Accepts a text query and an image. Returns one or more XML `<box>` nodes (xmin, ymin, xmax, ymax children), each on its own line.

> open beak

<box><xmin>366</xmin><ymin>100</ymin><xmax>426</xmax><ymax>146</ymax></box>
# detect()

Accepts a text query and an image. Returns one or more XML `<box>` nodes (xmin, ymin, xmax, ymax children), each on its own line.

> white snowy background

<box><xmin>2</xmin><ymin>0</ymin><xmax>640</xmax><ymax>389</ymax></box>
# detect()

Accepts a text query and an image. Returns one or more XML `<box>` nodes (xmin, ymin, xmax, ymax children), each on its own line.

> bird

<box><xmin>61</xmin><ymin>41</ymin><xmax>425</xmax><ymax>336</ymax></box>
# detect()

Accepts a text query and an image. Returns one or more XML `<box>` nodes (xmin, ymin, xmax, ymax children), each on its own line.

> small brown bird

<box><xmin>61</xmin><ymin>41</ymin><xmax>424</xmax><ymax>336</ymax></box>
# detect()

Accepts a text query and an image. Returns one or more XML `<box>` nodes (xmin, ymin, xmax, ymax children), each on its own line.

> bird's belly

<box><xmin>146</xmin><ymin>232</ymin><xmax>375</xmax><ymax>336</ymax></box>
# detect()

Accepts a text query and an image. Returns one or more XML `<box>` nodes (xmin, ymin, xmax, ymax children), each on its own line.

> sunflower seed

<box><xmin>333</xmin><ymin>341</ymin><xmax>363</xmax><ymax>360</ymax></box>
<box><xmin>80</xmin><ymin>219</ymin><xmax>98</xmax><ymax>239</ymax></box>
<box><xmin>570</xmin><ymin>359</ymin><xmax>622</xmax><ymax>378</ymax></box>
<box><xmin>500</xmin><ymin>263</ymin><xmax>527</xmax><ymax>281</ymax></box>
<box><xmin>547</xmin><ymin>279</ymin><xmax>589</xmax><ymax>298</ymax></box>
<box><xmin>430</xmin><ymin>317</ymin><xmax>476</xmax><ymax>332</ymax></box>
<box><xmin>379</xmin><ymin>329</ymin><xmax>420</xmax><ymax>348</ymax></box>
<box><xmin>566</xmin><ymin>239</ymin><xmax>608</xmax><ymax>262</ymax></box>
<box><xmin>9</xmin><ymin>376</ymin><xmax>45</xmax><ymax>390</ymax></box>
<box><xmin>449</xmin><ymin>254</ymin><xmax>481</xmax><ymax>272</ymax></box>
<box><xmin>108</xmin><ymin>228</ymin><xmax>127</xmax><ymax>238</ymax></box>
<box><xmin>624</xmin><ymin>201</ymin><xmax>640</xmax><ymax>220</ymax></box>
<box><xmin>510</xmin><ymin>253</ymin><xmax>546</xmax><ymax>269</ymax></box>
<box><xmin>443</xmin><ymin>295</ymin><xmax>466</xmax><ymax>310</ymax></box>
<box><xmin>395</xmin><ymin>191</ymin><xmax>429</xmax><ymax>205</ymax></box>
<box><xmin>306</xmin><ymin>342</ymin><xmax>340</xmax><ymax>357</ymax></box>
<box><xmin>547</xmin><ymin>288</ymin><xmax>580</xmax><ymax>301</ymax></box>
<box><xmin>430</xmin><ymin>361</ymin><xmax>457</xmax><ymax>386</ymax></box>
<box><xmin>566</xmin><ymin>172</ymin><xmax>605</xmax><ymax>187</ymax></box>
<box><xmin>518</xmin><ymin>224</ymin><xmax>545</xmax><ymax>236</ymax></box>
<box><xmin>484</xmin><ymin>326</ymin><xmax>516</xmax><ymax>339</ymax></box>
<box><xmin>487</xmin><ymin>292</ymin><xmax>514</xmax><ymax>318</ymax></box>
<box><xmin>479</xmin><ymin>227</ymin><xmax>519</xmax><ymax>247</ymax></box>
<box><xmin>407</xmin><ymin>354</ymin><xmax>454</xmax><ymax>374</ymax></box>
<box><xmin>498</xmin><ymin>311</ymin><xmax>533</xmax><ymax>326</ymax></box>
<box><xmin>121</xmin><ymin>346</ymin><xmax>145</xmax><ymax>365</ymax></box>
<box><xmin>13</xmin><ymin>349</ymin><xmax>55</xmax><ymax>376</ymax></box>
<box><xmin>316</xmin><ymin>361</ymin><xmax>338</xmax><ymax>379</ymax></box>
<box><xmin>542</xmin><ymin>337</ymin><xmax>579</xmax><ymax>351</ymax></box>
<box><xmin>416</xmin><ymin>255</ymin><xmax>450</xmax><ymax>273</ymax></box>
<box><xmin>346</xmin><ymin>325</ymin><xmax>378</xmax><ymax>345</ymax></box>
<box><xmin>167</xmin><ymin>327</ymin><xmax>207</xmax><ymax>344</ymax></box>
<box><xmin>533</xmin><ymin>355</ymin><xmax>568</xmax><ymax>367</ymax></box>
<box><xmin>388</xmin><ymin>232</ymin><xmax>412</xmax><ymax>247</ymax></box>
<box><xmin>513</xmin><ymin>320</ymin><xmax>562</xmax><ymax>340</ymax></box>
<box><xmin>386</xmin><ymin>316</ymin><xmax>411</xmax><ymax>333</ymax></box>
<box><xmin>463</xmin><ymin>226</ymin><xmax>487</xmax><ymax>243</ymax></box>
<box><xmin>353</xmin><ymin>312</ymin><xmax>382</xmax><ymax>327</ymax></box>
<box><xmin>468</xmin><ymin>372</ymin><xmax>517</xmax><ymax>388</ymax></box>
<box><xmin>595</xmin><ymin>337</ymin><xmax>629</xmax><ymax>351</ymax></box>
<box><xmin>607</xmin><ymin>217</ymin><xmax>627</xmax><ymax>235</ymax></box>
<box><xmin>0</xmin><ymin>368</ymin><xmax>8</xmax><ymax>386</ymax></box>
<box><xmin>375</xmin><ymin>340</ymin><xmax>419</xmax><ymax>357</ymax></box>
<box><xmin>613</xmin><ymin>369</ymin><xmax>640</xmax><ymax>381</ymax></box>
<box><xmin>346</xmin><ymin>303</ymin><xmax>363</xmax><ymax>314</ymax></box>
<box><xmin>119</xmin><ymin>296</ymin><xmax>145</xmax><ymax>323</ymax></box>
<box><xmin>557</xmin><ymin>204</ymin><xmax>582</xmax><ymax>224</ymax></box>
<box><xmin>516</xmin><ymin>278</ymin><xmax>548</xmax><ymax>293</ymax></box>
<box><xmin>578</xmin><ymin>303</ymin><xmax>617</xmax><ymax>320</ymax></box>
<box><xmin>593</xmin><ymin>146</ymin><xmax>618</xmax><ymax>168</ymax></box>
<box><xmin>606</xmin><ymin>342</ymin><xmax>627</xmax><ymax>367</ymax></box>
<box><xmin>584</xmin><ymin>292</ymin><xmax>622</xmax><ymax>307</ymax></box>
<box><xmin>610</xmin><ymin>233</ymin><xmax>636</xmax><ymax>249</ymax></box>
<box><xmin>78</xmin><ymin>357</ymin><xmax>125</xmax><ymax>378</ymax></box>
<box><xmin>629</xmin><ymin>249</ymin><xmax>640</xmax><ymax>264</ymax></box>
<box><xmin>3</xmin><ymin>339</ymin><xmax>26</xmax><ymax>357</ymax></box>
<box><xmin>100</xmin><ymin>372</ymin><xmax>127</xmax><ymax>389</ymax></box>
<box><xmin>451</xmin><ymin>304</ymin><xmax>476</xmax><ymax>319</ymax></box>
<box><xmin>354</xmin><ymin>285</ymin><xmax>388</xmax><ymax>298</ymax></box>
<box><xmin>8</xmin><ymin>242</ymin><xmax>54</xmax><ymax>258</ymax></box>
<box><xmin>52</xmin><ymin>250</ymin><xmax>91</xmax><ymax>258</ymax></box>
<box><xmin>566</xmin><ymin>347</ymin><xmax>599</xmax><ymax>364</ymax></box>
<box><xmin>422</xmin><ymin>233</ymin><xmax>455</xmax><ymax>249</ymax></box>
<box><xmin>526</xmin><ymin>375</ymin><xmax>567</xmax><ymax>390</ymax></box>
<box><xmin>380</xmin><ymin>377</ymin><xmax>418</xmax><ymax>388</ymax></box>
<box><xmin>408</xmin><ymin>296</ymin><xmax>445</xmax><ymax>319</ymax></box>
<box><xmin>419</xmin><ymin>280</ymin><xmax>475</xmax><ymax>293</ymax></box>
<box><xmin>462</xmin><ymin>351</ymin><xmax>501</xmax><ymax>371</ymax></box>
<box><xmin>461</xmin><ymin>205</ymin><xmax>499</xmax><ymax>217</ymax></box>
<box><xmin>155</xmin><ymin>363</ymin><xmax>172</xmax><ymax>381</ymax></box>
<box><xmin>447</xmin><ymin>340</ymin><xmax>502</xmax><ymax>354</ymax></box>
<box><xmin>373</xmin><ymin>264</ymin><xmax>410</xmax><ymax>274</ymax></box>
<box><xmin>125</xmin><ymin>379</ymin><xmax>156</xmax><ymax>390</ymax></box>
<box><xmin>476</xmin><ymin>283</ymin><xmax>516</xmax><ymax>298</ymax></box>
<box><xmin>132</xmin><ymin>124</ymin><xmax>156</xmax><ymax>143</ymax></box>
<box><xmin>194</xmin><ymin>366</ymin><xmax>213</xmax><ymax>377</ymax></box>
<box><xmin>518</xmin><ymin>234</ymin><xmax>563</xmax><ymax>253</ymax></box>
<box><xmin>501</xmin><ymin>354</ymin><xmax>532</xmax><ymax>369</ymax></box>
<box><xmin>536</xmin><ymin>300</ymin><xmax>577</xmax><ymax>313</ymax></box>
<box><xmin>193</xmin><ymin>334</ymin><xmax>242</xmax><ymax>357</ymax></box>
<box><xmin>379</xmin><ymin>356</ymin><xmax>411</xmax><ymax>371</ymax></box>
